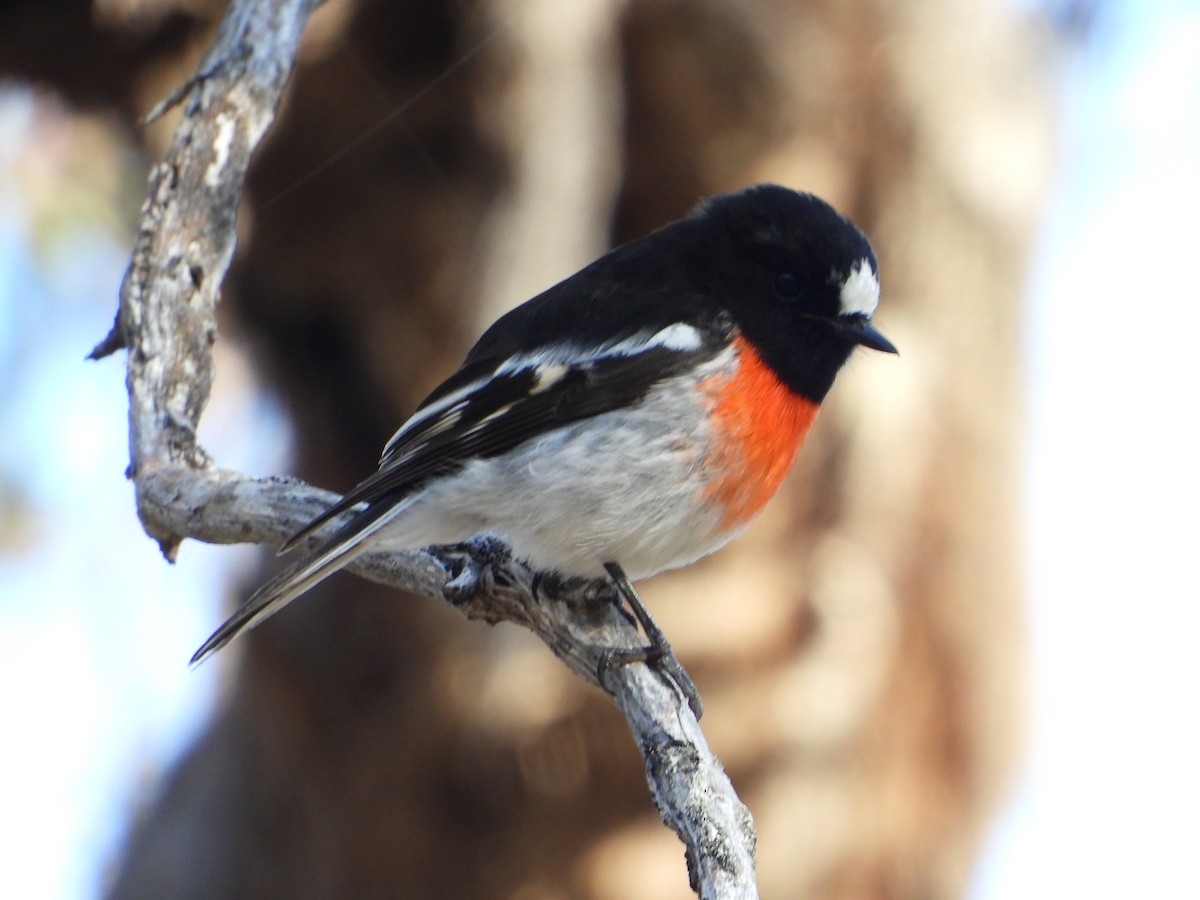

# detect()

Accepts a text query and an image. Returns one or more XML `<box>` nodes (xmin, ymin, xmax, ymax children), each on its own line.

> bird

<box><xmin>192</xmin><ymin>183</ymin><xmax>897</xmax><ymax>713</ymax></box>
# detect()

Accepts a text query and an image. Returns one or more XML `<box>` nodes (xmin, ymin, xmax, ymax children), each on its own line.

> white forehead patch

<box><xmin>838</xmin><ymin>259</ymin><xmax>880</xmax><ymax>317</ymax></box>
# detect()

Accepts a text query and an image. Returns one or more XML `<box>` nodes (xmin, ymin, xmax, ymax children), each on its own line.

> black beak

<box><xmin>836</xmin><ymin>314</ymin><xmax>898</xmax><ymax>354</ymax></box>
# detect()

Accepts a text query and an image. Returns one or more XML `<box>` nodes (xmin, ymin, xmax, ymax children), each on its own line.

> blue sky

<box><xmin>0</xmin><ymin>89</ymin><xmax>286</xmax><ymax>896</ymax></box>
<box><xmin>2</xmin><ymin>1</ymin><xmax>1199</xmax><ymax>896</ymax></box>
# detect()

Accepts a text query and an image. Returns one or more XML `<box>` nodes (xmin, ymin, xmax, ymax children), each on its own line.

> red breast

<box><xmin>700</xmin><ymin>333</ymin><xmax>820</xmax><ymax>532</ymax></box>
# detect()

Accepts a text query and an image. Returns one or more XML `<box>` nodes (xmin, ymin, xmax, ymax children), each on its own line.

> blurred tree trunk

<box><xmin>2</xmin><ymin>0</ymin><xmax>1049</xmax><ymax>896</ymax></box>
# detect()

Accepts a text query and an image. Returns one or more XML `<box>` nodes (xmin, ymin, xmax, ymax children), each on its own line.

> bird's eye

<box><xmin>774</xmin><ymin>270</ymin><xmax>802</xmax><ymax>299</ymax></box>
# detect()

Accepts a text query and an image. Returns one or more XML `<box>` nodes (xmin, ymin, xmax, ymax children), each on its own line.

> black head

<box><xmin>684</xmin><ymin>184</ymin><xmax>897</xmax><ymax>401</ymax></box>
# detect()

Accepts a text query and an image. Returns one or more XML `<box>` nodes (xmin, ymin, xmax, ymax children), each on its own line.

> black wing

<box><xmin>278</xmin><ymin>214</ymin><xmax>730</xmax><ymax>553</ymax></box>
<box><xmin>278</xmin><ymin>337</ymin><xmax>722</xmax><ymax>553</ymax></box>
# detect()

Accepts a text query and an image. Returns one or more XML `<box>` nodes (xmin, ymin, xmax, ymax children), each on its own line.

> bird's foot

<box><xmin>436</xmin><ymin>535</ymin><xmax>514</xmax><ymax>604</ymax></box>
<box><xmin>598</xmin><ymin>562</ymin><xmax>704</xmax><ymax>719</ymax></box>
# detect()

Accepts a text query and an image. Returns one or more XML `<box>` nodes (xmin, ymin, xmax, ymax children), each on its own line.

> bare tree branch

<box><xmin>93</xmin><ymin>0</ymin><xmax>759</xmax><ymax>896</ymax></box>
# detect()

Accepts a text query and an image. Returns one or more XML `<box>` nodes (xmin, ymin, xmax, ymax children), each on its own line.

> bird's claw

<box><xmin>436</xmin><ymin>536</ymin><xmax>514</xmax><ymax>604</ymax></box>
<box><xmin>597</xmin><ymin>641</ymin><xmax>704</xmax><ymax>719</ymax></box>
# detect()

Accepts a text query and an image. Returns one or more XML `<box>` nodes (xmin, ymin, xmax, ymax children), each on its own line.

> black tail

<box><xmin>190</xmin><ymin>503</ymin><xmax>398</xmax><ymax>665</ymax></box>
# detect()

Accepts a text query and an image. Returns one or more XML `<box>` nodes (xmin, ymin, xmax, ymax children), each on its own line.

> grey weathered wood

<box><xmin>92</xmin><ymin>1</ymin><xmax>758</xmax><ymax>896</ymax></box>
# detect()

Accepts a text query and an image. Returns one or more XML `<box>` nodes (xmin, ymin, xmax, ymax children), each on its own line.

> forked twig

<box><xmin>93</xmin><ymin>2</ymin><xmax>757</xmax><ymax>895</ymax></box>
